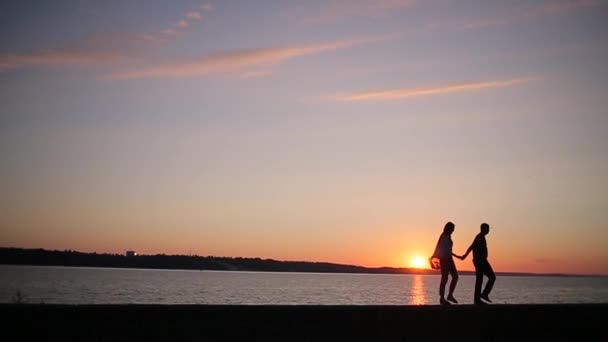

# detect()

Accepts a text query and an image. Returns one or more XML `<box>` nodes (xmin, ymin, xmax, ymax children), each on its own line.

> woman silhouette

<box><xmin>431</xmin><ymin>221</ymin><xmax>460</xmax><ymax>305</ymax></box>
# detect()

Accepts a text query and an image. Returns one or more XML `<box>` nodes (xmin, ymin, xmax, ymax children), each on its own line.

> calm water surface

<box><xmin>1</xmin><ymin>265</ymin><xmax>607</xmax><ymax>305</ymax></box>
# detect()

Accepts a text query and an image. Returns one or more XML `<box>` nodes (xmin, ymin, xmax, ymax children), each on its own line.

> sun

<box><xmin>410</xmin><ymin>256</ymin><xmax>427</xmax><ymax>269</ymax></box>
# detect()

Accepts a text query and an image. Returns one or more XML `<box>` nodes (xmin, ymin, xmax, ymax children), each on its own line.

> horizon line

<box><xmin>1</xmin><ymin>246</ymin><xmax>605</xmax><ymax>278</ymax></box>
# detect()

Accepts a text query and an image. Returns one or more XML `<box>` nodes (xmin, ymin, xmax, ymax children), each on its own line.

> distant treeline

<box><xmin>0</xmin><ymin>247</ymin><xmax>439</xmax><ymax>275</ymax></box>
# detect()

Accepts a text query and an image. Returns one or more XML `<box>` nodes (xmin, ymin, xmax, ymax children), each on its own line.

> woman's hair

<box><xmin>443</xmin><ymin>221</ymin><xmax>455</xmax><ymax>233</ymax></box>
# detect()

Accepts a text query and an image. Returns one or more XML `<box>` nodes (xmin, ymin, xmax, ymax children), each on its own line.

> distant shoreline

<box><xmin>1</xmin><ymin>247</ymin><xmax>603</xmax><ymax>278</ymax></box>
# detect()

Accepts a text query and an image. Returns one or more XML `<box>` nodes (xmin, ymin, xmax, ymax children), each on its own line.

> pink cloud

<box><xmin>176</xmin><ymin>19</ymin><xmax>189</xmax><ymax>28</ymax></box>
<box><xmin>0</xmin><ymin>5</ymin><xmax>214</xmax><ymax>72</ymax></box>
<box><xmin>109</xmin><ymin>35</ymin><xmax>392</xmax><ymax>80</ymax></box>
<box><xmin>238</xmin><ymin>70</ymin><xmax>272</xmax><ymax>79</ymax></box>
<box><xmin>331</xmin><ymin>77</ymin><xmax>539</xmax><ymax>102</ymax></box>
<box><xmin>161</xmin><ymin>28</ymin><xmax>177</xmax><ymax>36</ymax></box>
<box><xmin>186</xmin><ymin>11</ymin><xmax>202</xmax><ymax>20</ymax></box>
<box><xmin>145</xmin><ymin>7</ymin><xmax>211</xmax><ymax>42</ymax></box>
<box><xmin>0</xmin><ymin>49</ymin><xmax>123</xmax><ymax>71</ymax></box>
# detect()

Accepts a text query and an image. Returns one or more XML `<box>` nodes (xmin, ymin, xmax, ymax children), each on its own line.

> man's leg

<box><xmin>481</xmin><ymin>261</ymin><xmax>496</xmax><ymax>300</ymax></box>
<box><xmin>473</xmin><ymin>260</ymin><xmax>484</xmax><ymax>304</ymax></box>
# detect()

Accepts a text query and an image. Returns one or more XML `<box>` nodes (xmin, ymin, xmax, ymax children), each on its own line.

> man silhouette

<box><xmin>460</xmin><ymin>223</ymin><xmax>496</xmax><ymax>304</ymax></box>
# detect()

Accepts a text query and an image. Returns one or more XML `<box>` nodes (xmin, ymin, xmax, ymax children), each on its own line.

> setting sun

<box><xmin>410</xmin><ymin>256</ymin><xmax>427</xmax><ymax>269</ymax></box>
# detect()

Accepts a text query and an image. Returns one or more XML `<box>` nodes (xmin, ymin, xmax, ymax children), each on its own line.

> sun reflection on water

<box><xmin>412</xmin><ymin>274</ymin><xmax>426</xmax><ymax>305</ymax></box>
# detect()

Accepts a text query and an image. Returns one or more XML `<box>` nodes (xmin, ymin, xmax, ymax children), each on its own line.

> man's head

<box><xmin>480</xmin><ymin>223</ymin><xmax>490</xmax><ymax>235</ymax></box>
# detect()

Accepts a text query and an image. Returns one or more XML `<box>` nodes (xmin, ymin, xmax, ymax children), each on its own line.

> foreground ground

<box><xmin>3</xmin><ymin>303</ymin><xmax>606</xmax><ymax>341</ymax></box>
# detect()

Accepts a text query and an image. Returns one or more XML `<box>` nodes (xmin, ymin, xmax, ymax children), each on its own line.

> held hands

<box><xmin>452</xmin><ymin>253</ymin><xmax>465</xmax><ymax>260</ymax></box>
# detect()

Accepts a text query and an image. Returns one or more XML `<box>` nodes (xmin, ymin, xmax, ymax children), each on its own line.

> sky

<box><xmin>1</xmin><ymin>0</ymin><xmax>607</xmax><ymax>276</ymax></box>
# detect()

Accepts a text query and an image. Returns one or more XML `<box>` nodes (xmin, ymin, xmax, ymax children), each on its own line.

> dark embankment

<box><xmin>3</xmin><ymin>304</ymin><xmax>605</xmax><ymax>341</ymax></box>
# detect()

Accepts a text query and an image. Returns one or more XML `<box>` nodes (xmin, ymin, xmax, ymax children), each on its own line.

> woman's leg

<box><xmin>447</xmin><ymin>259</ymin><xmax>459</xmax><ymax>298</ymax></box>
<box><xmin>439</xmin><ymin>265</ymin><xmax>448</xmax><ymax>299</ymax></box>
<box><xmin>439</xmin><ymin>258</ymin><xmax>450</xmax><ymax>303</ymax></box>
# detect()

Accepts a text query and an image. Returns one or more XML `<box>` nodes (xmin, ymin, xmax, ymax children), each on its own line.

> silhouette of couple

<box><xmin>430</xmin><ymin>221</ymin><xmax>496</xmax><ymax>305</ymax></box>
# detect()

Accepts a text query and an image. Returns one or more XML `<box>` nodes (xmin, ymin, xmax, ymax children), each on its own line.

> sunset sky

<box><xmin>1</xmin><ymin>0</ymin><xmax>607</xmax><ymax>275</ymax></box>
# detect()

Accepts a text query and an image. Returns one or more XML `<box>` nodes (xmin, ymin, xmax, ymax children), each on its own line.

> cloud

<box><xmin>298</xmin><ymin>0</ymin><xmax>416</xmax><ymax>24</ymax></box>
<box><xmin>109</xmin><ymin>35</ymin><xmax>391</xmax><ymax>80</ymax></box>
<box><xmin>0</xmin><ymin>49</ymin><xmax>123</xmax><ymax>71</ymax></box>
<box><xmin>186</xmin><ymin>11</ymin><xmax>202</xmax><ymax>20</ymax></box>
<box><xmin>176</xmin><ymin>20</ymin><xmax>189</xmax><ymax>28</ymax></box>
<box><xmin>161</xmin><ymin>28</ymin><xmax>177</xmax><ymax>36</ymax></box>
<box><xmin>464</xmin><ymin>0</ymin><xmax>600</xmax><ymax>29</ymax></box>
<box><xmin>0</xmin><ymin>5</ymin><xmax>212</xmax><ymax>72</ymax></box>
<box><xmin>141</xmin><ymin>6</ymin><xmax>212</xmax><ymax>42</ymax></box>
<box><xmin>330</xmin><ymin>77</ymin><xmax>538</xmax><ymax>102</ymax></box>
<box><xmin>0</xmin><ymin>32</ymin><xmax>138</xmax><ymax>71</ymax></box>
<box><xmin>239</xmin><ymin>70</ymin><xmax>272</xmax><ymax>79</ymax></box>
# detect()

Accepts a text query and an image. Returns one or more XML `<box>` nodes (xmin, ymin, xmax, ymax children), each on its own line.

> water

<box><xmin>1</xmin><ymin>265</ymin><xmax>607</xmax><ymax>305</ymax></box>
